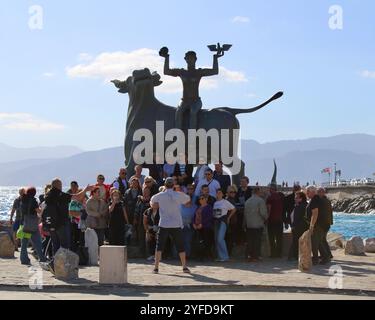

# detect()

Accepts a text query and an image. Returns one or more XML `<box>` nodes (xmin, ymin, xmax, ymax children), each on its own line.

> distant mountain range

<box><xmin>0</xmin><ymin>134</ymin><xmax>374</xmax><ymax>186</ymax></box>
<box><xmin>0</xmin><ymin>143</ymin><xmax>83</xmax><ymax>164</ymax></box>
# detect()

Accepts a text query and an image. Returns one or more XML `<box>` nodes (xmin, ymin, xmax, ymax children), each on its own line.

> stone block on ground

<box><xmin>298</xmin><ymin>230</ymin><xmax>312</xmax><ymax>272</ymax></box>
<box><xmin>53</xmin><ymin>248</ymin><xmax>79</xmax><ymax>280</ymax></box>
<box><xmin>364</xmin><ymin>238</ymin><xmax>375</xmax><ymax>253</ymax></box>
<box><xmin>0</xmin><ymin>231</ymin><xmax>15</xmax><ymax>258</ymax></box>
<box><xmin>282</xmin><ymin>231</ymin><xmax>293</xmax><ymax>257</ymax></box>
<box><xmin>85</xmin><ymin>228</ymin><xmax>98</xmax><ymax>266</ymax></box>
<box><xmin>99</xmin><ymin>246</ymin><xmax>127</xmax><ymax>285</ymax></box>
<box><xmin>345</xmin><ymin>236</ymin><xmax>365</xmax><ymax>256</ymax></box>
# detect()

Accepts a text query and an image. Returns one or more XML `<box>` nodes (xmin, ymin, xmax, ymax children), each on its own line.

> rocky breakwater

<box><xmin>331</xmin><ymin>195</ymin><xmax>375</xmax><ymax>214</ymax></box>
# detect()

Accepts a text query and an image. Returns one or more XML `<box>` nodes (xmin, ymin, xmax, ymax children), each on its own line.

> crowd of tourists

<box><xmin>9</xmin><ymin>161</ymin><xmax>334</xmax><ymax>273</ymax></box>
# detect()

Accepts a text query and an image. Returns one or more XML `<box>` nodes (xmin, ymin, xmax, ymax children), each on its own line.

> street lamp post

<box><xmin>334</xmin><ymin>163</ymin><xmax>337</xmax><ymax>185</ymax></box>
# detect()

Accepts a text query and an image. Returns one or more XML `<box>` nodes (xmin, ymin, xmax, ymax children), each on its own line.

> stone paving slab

<box><xmin>1</xmin><ymin>250</ymin><xmax>374</xmax><ymax>295</ymax></box>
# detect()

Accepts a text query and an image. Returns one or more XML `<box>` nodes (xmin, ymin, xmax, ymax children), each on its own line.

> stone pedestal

<box><xmin>99</xmin><ymin>246</ymin><xmax>128</xmax><ymax>285</ymax></box>
<box><xmin>282</xmin><ymin>231</ymin><xmax>293</xmax><ymax>257</ymax></box>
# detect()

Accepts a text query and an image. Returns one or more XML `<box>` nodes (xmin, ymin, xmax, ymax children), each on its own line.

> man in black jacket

<box><xmin>112</xmin><ymin>168</ymin><xmax>128</xmax><ymax>199</ymax></box>
<box><xmin>284</xmin><ymin>185</ymin><xmax>302</xmax><ymax>228</ymax></box>
<box><xmin>213</xmin><ymin>161</ymin><xmax>231</xmax><ymax>196</ymax></box>
<box><xmin>318</xmin><ymin>187</ymin><xmax>334</xmax><ymax>261</ymax></box>
<box><xmin>44</xmin><ymin>179</ymin><xmax>91</xmax><ymax>253</ymax></box>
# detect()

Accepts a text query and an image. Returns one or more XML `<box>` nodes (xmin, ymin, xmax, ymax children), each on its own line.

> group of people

<box><xmin>9</xmin><ymin>160</ymin><xmax>334</xmax><ymax>273</ymax></box>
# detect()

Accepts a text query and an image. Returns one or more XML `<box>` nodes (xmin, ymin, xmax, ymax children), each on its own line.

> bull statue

<box><xmin>112</xmin><ymin>68</ymin><xmax>283</xmax><ymax>186</ymax></box>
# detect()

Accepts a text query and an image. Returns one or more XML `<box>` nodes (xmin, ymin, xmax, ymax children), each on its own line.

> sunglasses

<box><xmin>199</xmin><ymin>197</ymin><xmax>206</xmax><ymax>201</ymax></box>
<box><xmin>229</xmin><ymin>191</ymin><xmax>236</xmax><ymax>194</ymax></box>
<box><xmin>98</xmin><ymin>177</ymin><xmax>105</xmax><ymax>181</ymax></box>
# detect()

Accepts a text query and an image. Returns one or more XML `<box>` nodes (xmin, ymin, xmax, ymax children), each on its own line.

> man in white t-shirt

<box><xmin>194</xmin><ymin>169</ymin><xmax>221</xmax><ymax>198</ymax></box>
<box><xmin>150</xmin><ymin>177</ymin><xmax>191</xmax><ymax>274</ymax></box>
<box><xmin>213</xmin><ymin>189</ymin><xmax>236</xmax><ymax>262</ymax></box>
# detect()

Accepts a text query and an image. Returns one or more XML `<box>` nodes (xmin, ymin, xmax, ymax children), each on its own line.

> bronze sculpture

<box><xmin>159</xmin><ymin>45</ymin><xmax>227</xmax><ymax>130</ymax></box>
<box><xmin>112</xmin><ymin>50</ymin><xmax>283</xmax><ymax>185</ymax></box>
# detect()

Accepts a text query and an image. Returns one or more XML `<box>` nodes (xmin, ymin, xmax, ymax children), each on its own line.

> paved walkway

<box><xmin>1</xmin><ymin>249</ymin><xmax>374</xmax><ymax>296</ymax></box>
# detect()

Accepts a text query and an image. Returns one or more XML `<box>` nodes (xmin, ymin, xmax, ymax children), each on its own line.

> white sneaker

<box><xmin>147</xmin><ymin>255</ymin><xmax>155</xmax><ymax>261</ymax></box>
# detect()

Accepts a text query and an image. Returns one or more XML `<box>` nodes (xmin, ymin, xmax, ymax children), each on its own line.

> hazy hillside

<box><xmin>241</xmin><ymin>134</ymin><xmax>375</xmax><ymax>160</ymax></box>
<box><xmin>0</xmin><ymin>134</ymin><xmax>374</xmax><ymax>186</ymax></box>
<box><xmin>0</xmin><ymin>148</ymin><xmax>124</xmax><ymax>187</ymax></box>
<box><xmin>0</xmin><ymin>143</ymin><xmax>83</xmax><ymax>164</ymax></box>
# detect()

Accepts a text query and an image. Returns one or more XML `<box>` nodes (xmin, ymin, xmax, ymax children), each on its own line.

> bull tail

<box><xmin>219</xmin><ymin>91</ymin><xmax>283</xmax><ymax>116</ymax></box>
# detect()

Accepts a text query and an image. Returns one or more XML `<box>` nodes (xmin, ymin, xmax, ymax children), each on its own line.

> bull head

<box><xmin>111</xmin><ymin>69</ymin><xmax>163</xmax><ymax>94</ymax></box>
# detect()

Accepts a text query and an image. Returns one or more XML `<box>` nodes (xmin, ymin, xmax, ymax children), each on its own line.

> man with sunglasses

<box><xmin>95</xmin><ymin>174</ymin><xmax>110</xmax><ymax>202</ymax></box>
<box><xmin>112</xmin><ymin>168</ymin><xmax>128</xmax><ymax>199</ymax></box>
<box><xmin>194</xmin><ymin>169</ymin><xmax>221</xmax><ymax>199</ymax></box>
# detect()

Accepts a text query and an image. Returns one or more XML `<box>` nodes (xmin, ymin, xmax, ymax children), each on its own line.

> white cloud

<box><xmin>78</xmin><ymin>53</ymin><xmax>93</xmax><ymax>62</ymax></box>
<box><xmin>361</xmin><ymin>70</ymin><xmax>375</xmax><ymax>79</ymax></box>
<box><xmin>246</xmin><ymin>93</ymin><xmax>257</xmax><ymax>98</ymax></box>
<box><xmin>43</xmin><ymin>72</ymin><xmax>55</xmax><ymax>78</ymax></box>
<box><xmin>66</xmin><ymin>48</ymin><xmax>248</xmax><ymax>94</ymax></box>
<box><xmin>232</xmin><ymin>16</ymin><xmax>250</xmax><ymax>23</ymax></box>
<box><xmin>0</xmin><ymin>113</ymin><xmax>65</xmax><ymax>131</ymax></box>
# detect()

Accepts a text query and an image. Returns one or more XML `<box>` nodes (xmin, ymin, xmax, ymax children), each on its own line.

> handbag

<box><xmin>22</xmin><ymin>200</ymin><xmax>39</xmax><ymax>233</ymax></box>
<box><xmin>23</xmin><ymin>214</ymin><xmax>39</xmax><ymax>233</ymax></box>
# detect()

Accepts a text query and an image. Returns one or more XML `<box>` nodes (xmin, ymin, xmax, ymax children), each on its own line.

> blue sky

<box><xmin>0</xmin><ymin>0</ymin><xmax>374</xmax><ymax>150</ymax></box>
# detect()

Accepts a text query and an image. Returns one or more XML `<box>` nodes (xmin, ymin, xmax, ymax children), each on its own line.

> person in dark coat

<box><xmin>318</xmin><ymin>188</ymin><xmax>334</xmax><ymax>261</ymax></box>
<box><xmin>288</xmin><ymin>191</ymin><xmax>309</xmax><ymax>260</ymax></box>
<box><xmin>284</xmin><ymin>184</ymin><xmax>302</xmax><ymax>228</ymax></box>
<box><xmin>173</xmin><ymin>154</ymin><xmax>194</xmax><ymax>186</ymax></box>
<box><xmin>108</xmin><ymin>189</ymin><xmax>129</xmax><ymax>245</ymax></box>
<box><xmin>123</xmin><ymin>178</ymin><xmax>142</xmax><ymax>225</ymax></box>
<box><xmin>213</xmin><ymin>161</ymin><xmax>231</xmax><ymax>196</ymax></box>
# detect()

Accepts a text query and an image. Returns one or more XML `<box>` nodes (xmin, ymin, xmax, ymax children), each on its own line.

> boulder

<box><xmin>298</xmin><ymin>230</ymin><xmax>312</xmax><ymax>272</ymax></box>
<box><xmin>53</xmin><ymin>248</ymin><xmax>79</xmax><ymax>280</ymax></box>
<box><xmin>85</xmin><ymin>228</ymin><xmax>98</xmax><ymax>266</ymax></box>
<box><xmin>364</xmin><ymin>238</ymin><xmax>375</xmax><ymax>253</ymax></box>
<box><xmin>345</xmin><ymin>236</ymin><xmax>365</xmax><ymax>256</ymax></box>
<box><xmin>0</xmin><ymin>231</ymin><xmax>15</xmax><ymax>258</ymax></box>
<box><xmin>327</xmin><ymin>233</ymin><xmax>345</xmax><ymax>250</ymax></box>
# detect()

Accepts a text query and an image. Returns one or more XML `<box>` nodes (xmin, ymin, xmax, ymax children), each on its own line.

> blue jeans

<box><xmin>20</xmin><ymin>232</ymin><xmax>46</xmax><ymax>264</ymax></box>
<box><xmin>215</xmin><ymin>221</ymin><xmax>229</xmax><ymax>261</ymax></box>
<box><xmin>182</xmin><ymin>225</ymin><xmax>193</xmax><ymax>257</ymax></box>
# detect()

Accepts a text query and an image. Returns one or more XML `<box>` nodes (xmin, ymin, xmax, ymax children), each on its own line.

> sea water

<box><xmin>0</xmin><ymin>186</ymin><xmax>374</xmax><ymax>239</ymax></box>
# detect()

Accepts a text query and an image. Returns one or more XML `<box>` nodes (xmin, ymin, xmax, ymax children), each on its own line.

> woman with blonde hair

<box><xmin>143</xmin><ymin>176</ymin><xmax>159</xmax><ymax>196</ymax></box>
